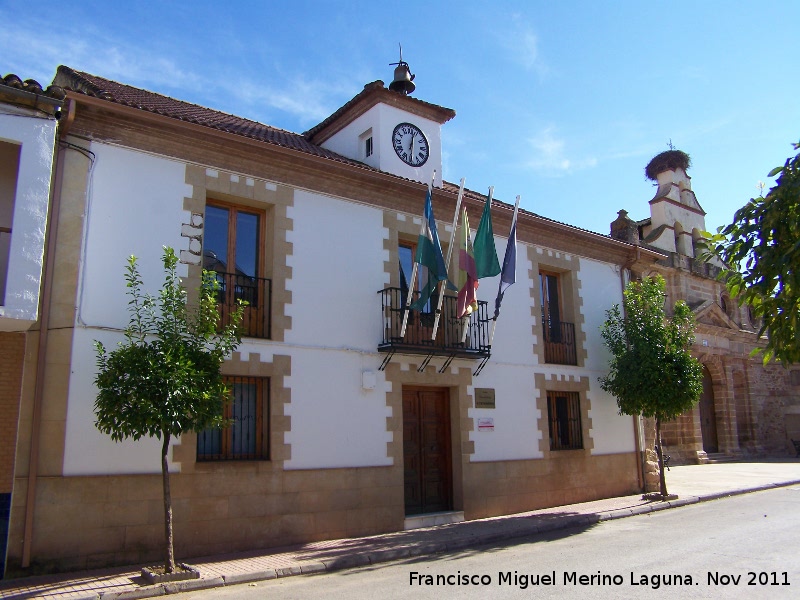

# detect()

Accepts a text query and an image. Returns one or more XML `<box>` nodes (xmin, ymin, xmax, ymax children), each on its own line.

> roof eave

<box><xmin>304</xmin><ymin>82</ymin><xmax>456</xmax><ymax>145</ymax></box>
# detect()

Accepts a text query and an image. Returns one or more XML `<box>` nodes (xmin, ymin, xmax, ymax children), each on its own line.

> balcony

<box><xmin>542</xmin><ymin>319</ymin><xmax>577</xmax><ymax>365</ymax></box>
<box><xmin>214</xmin><ymin>272</ymin><xmax>271</xmax><ymax>339</ymax></box>
<box><xmin>377</xmin><ymin>287</ymin><xmax>491</xmax><ymax>364</ymax></box>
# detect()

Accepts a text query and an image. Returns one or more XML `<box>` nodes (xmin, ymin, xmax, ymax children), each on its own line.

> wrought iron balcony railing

<box><xmin>542</xmin><ymin>319</ymin><xmax>577</xmax><ymax>365</ymax></box>
<box><xmin>377</xmin><ymin>287</ymin><xmax>491</xmax><ymax>359</ymax></box>
<box><xmin>213</xmin><ymin>272</ymin><xmax>271</xmax><ymax>339</ymax></box>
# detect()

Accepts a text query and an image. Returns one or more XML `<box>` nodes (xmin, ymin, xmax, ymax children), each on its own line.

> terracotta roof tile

<box><xmin>1</xmin><ymin>72</ymin><xmax>66</xmax><ymax>104</ymax></box>
<box><xmin>49</xmin><ymin>67</ymin><xmax>627</xmax><ymax>244</ymax></box>
<box><xmin>441</xmin><ymin>180</ymin><xmax>615</xmax><ymax>239</ymax></box>
<box><xmin>52</xmin><ymin>65</ymin><xmax>370</xmax><ymax>168</ymax></box>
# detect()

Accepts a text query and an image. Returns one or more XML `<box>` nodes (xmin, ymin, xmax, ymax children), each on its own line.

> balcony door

<box><xmin>203</xmin><ymin>202</ymin><xmax>267</xmax><ymax>337</ymax></box>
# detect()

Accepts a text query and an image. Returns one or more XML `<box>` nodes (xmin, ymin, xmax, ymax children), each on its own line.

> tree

<box><xmin>599</xmin><ymin>275</ymin><xmax>703</xmax><ymax>498</ymax></box>
<box><xmin>94</xmin><ymin>247</ymin><xmax>243</xmax><ymax>573</ymax></box>
<box><xmin>703</xmin><ymin>142</ymin><xmax>800</xmax><ymax>365</ymax></box>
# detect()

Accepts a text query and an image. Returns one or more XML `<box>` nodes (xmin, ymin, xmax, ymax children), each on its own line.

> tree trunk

<box><xmin>161</xmin><ymin>433</ymin><xmax>176</xmax><ymax>573</ymax></box>
<box><xmin>655</xmin><ymin>417</ymin><xmax>669</xmax><ymax>498</ymax></box>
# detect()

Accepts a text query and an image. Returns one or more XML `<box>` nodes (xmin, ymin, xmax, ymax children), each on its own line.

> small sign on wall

<box><xmin>474</xmin><ymin>388</ymin><xmax>496</xmax><ymax>409</ymax></box>
<box><xmin>477</xmin><ymin>417</ymin><xmax>494</xmax><ymax>432</ymax></box>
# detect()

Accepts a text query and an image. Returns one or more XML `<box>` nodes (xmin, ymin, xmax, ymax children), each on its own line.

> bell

<box><xmin>389</xmin><ymin>62</ymin><xmax>416</xmax><ymax>95</ymax></box>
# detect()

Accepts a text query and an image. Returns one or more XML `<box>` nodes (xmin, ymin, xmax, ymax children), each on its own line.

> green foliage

<box><xmin>702</xmin><ymin>142</ymin><xmax>800</xmax><ymax>365</ymax></box>
<box><xmin>94</xmin><ymin>247</ymin><xmax>244</xmax><ymax>441</ymax></box>
<box><xmin>600</xmin><ymin>275</ymin><xmax>703</xmax><ymax>420</ymax></box>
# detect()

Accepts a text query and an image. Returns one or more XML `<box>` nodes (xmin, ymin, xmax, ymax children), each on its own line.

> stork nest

<box><xmin>645</xmin><ymin>150</ymin><xmax>691</xmax><ymax>181</ymax></box>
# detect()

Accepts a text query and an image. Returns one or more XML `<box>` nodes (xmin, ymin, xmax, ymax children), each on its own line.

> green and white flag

<box><xmin>473</xmin><ymin>188</ymin><xmax>501</xmax><ymax>279</ymax></box>
<box><xmin>411</xmin><ymin>188</ymin><xmax>455</xmax><ymax>310</ymax></box>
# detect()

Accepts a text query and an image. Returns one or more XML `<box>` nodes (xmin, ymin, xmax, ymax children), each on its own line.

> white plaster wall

<box><xmin>578</xmin><ymin>257</ymin><xmax>623</xmax><ymax>372</ymax></box>
<box><xmin>0</xmin><ymin>110</ymin><xmax>57</xmax><ymax>326</ymax></box>
<box><xmin>319</xmin><ymin>108</ymin><xmax>381</xmax><ymax>170</ymax></box>
<box><xmin>651</xmin><ymin>201</ymin><xmax>705</xmax><ymax>239</ymax></box>
<box><xmin>578</xmin><ymin>256</ymin><xmax>636</xmax><ymax>455</ymax></box>
<box><xmin>63</xmin><ymin>143</ymin><xmax>191</xmax><ymax>474</ymax></box>
<box><xmin>587</xmin><ymin>385</ymin><xmax>636</xmax><ymax>454</ymax></box>
<box><xmin>283</xmin><ymin>348</ymin><xmax>392</xmax><ymax>469</ymax></box>
<box><xmin>475</xmin><ymin>234</ymin><xmax>536</xmax><ymax>366</ymax></box>
<box><xmin>468</xmin><ymin>364</ymin><xmax>543</xmax><ymax>461</ymax></box>
<box><xmin>321</xmin><ymin>104</ymin><xmax>443</xmax><ymax>188</ymax></box>
<box><xmin>63</xmin><ymin>326</ymin><xmax>181</xmax><ymax>475</ymax></box>
<box><xmin>284</xmin><ymin>190</ymin><xmax>387</xmax><ymax>350</ymax></box>
<box><xmin>378</xmin><ymin>105</ymin><xmax>442</xmax><ymax>188</ymax></box>
<box><xmin>77</xmin><ymin>142</ymin><xmax>191</xmax><ymax>330</ymax></box>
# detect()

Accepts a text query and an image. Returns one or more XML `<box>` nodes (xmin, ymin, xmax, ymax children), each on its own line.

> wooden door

<box><xmin>699</xmin><ymin>367</ymin><xmax>719</xmax><ymax>453</ymax></box>
<box><xmin>403</xmin><ymin>387</ymin><xmax>452</xmax><ymax>516</ymax></box>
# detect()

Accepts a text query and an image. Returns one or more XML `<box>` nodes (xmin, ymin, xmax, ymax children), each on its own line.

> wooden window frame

<box><xmin>204</xmin><ymin>200</ymin><xmax>270</xmax><ymax>338</ymax></box>
<box><xmin>204</xmin><ymin>200</ymin><xmax>267</xmax><ymax>281</ymax></box>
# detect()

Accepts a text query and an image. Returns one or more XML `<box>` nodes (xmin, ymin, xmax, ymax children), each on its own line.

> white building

<box><xmin>2</xmin><ymin>64</ymin><xmax>662</xmax><ymax>575</ymax></box>
<box><xmin>0</xmin><ymin>73</ymin><xmax>64</xmax><ymax>579</ymax></box>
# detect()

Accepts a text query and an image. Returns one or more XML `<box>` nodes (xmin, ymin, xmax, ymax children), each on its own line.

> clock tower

<box><xmin>303</xmin><ymin>59</ymin><xmax>455</xmax><ymax>188</ymax></box>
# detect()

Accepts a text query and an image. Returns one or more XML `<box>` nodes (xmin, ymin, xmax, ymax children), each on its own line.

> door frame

<box><xmin>699</xmin><ymin>366</ymin><xmax>719</xmax><ymax>453</ymax></box>
<box><xmin>402</xmin><ymin>385</ymin><xmax>453</xmax><ymax>516</ymax></box>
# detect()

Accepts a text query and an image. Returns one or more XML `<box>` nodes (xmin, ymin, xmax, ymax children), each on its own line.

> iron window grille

<box><xmin>197</xmin><ymin>376</ymin><xmax>269</xmax><ymax>461</ymax></box>
<box><xmin>547</xmin><ymin>391</ymin><xmax>583</xmax><ymax>451</ymax></box>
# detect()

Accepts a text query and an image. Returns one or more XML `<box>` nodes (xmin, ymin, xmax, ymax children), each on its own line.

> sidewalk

<box><xmin>2</xmin><ymin>460</ymin><xmax>800</xmax><ymax>599</ymax></box>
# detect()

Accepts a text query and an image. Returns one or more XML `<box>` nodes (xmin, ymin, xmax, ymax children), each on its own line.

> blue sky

<box><xmin>3</xmin><ymin>0</ymin><xmax>798</xmax><ymax>236</ymax></box>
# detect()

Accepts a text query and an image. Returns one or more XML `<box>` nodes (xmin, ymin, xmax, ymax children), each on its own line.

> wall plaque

<box><xmin>474</xmin><ymin>388</ymin><xmax>495</xmax><ymax>409</ymax></box>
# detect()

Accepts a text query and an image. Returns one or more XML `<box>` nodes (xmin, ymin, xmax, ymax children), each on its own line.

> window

<box><xmin>399</xmin><ymin>240</ymin><xmax>435</xmax><ymax>316</ymax></box>
<box><xmin>547</xmin><ymin>391</ymin><xmax>583</xmax><ymax>450</ymax></box>
<box><xmin>0</xmin><ymin>140</ymin><xmax>21</xmax><ymax>305</ymax></box>
<box><xmin>360</xmin><ymin>128</ymin><xmax>374</xmax><ymax>161</ymax></box>
<box><xmin>197</xmin><ymin>376</ymin><xmax>269</xmax><ymax>460</ymax></box>
<box><xmin>540</xmin><ymin>271</ymin><xmax>577</xmax><ymax>364</ymax></box>
<box><xmin>540</xmin><ymin>271</ymin><xmax>561</xmax><ymax>340</ymax></box>
<box><xmin>203</xmin><ymin>202</ymin><xmax>270</xmax><ymax>338</ymax></box>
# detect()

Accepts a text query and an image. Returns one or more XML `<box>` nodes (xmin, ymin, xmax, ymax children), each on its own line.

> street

<box><xmin>183</xmin><ymin>487</ymin><xmax>800</xmax><ymax>599</ymax></box>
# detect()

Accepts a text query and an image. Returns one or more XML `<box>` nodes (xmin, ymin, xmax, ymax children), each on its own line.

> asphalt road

<box><xmin>183</xmin><ymin>486</ymin><xmax>800</xmax><ymax>599</ymax></box>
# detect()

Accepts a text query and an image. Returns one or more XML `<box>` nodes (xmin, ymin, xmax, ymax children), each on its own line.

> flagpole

<box><xmin>400</xmin><ymin>171</ymin><xmax>436</xmax><ymax>338</ymax></box>
<box><xmin>489</xmin><ymin>194</ymin><xmax>520</xmax><ymax>346</ymax></box>
<box><xmin>431</xmin><ymin>178</ymin><xmax>465</xmax><ymax>340</ymax></box>
<box><xmin>461</xmin><ymin>186</ymin><xmax>493</xmax><ymax>344</ymax></box>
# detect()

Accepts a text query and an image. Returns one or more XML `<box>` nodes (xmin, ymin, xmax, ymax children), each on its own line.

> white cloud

<box><xmin>0</xmin><ymin>10</ymin><xmax>361</xmax><ymax>130</ymax></box>
<box><xmin>0</xmin><ymin>15</ymin><xmax>201</xmax><ymax>93</ymax></box>
<box><xmin>495</xmin><ymin>16</ymin><xmax>549</xmax><ymax>76</ymax></box>
<box><xmin>234</xmin><ymin>76</ymin><xmax>357</xmax><ymax>128</ymax></box>
<box><xmin>524</xmin><ymin>127</ymin><xmax>597</xmax><ymax>176</ymax></box>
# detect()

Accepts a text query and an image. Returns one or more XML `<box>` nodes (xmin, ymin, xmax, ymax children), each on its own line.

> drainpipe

<box><xmin>20</xmin><ymin>99</ymin><xmax>74</xmax><ymax>568</ymax></box>
<box><xmin>619</xmin><ymin>262</ymin><xmax>645</xmax><ymax>490</ymax></box>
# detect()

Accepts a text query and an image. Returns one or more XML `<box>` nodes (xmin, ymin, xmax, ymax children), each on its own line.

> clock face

<box><xmin>392</xmin><ymin>122</ymin><xmax>429</xmax><ymax>167</ymax></box>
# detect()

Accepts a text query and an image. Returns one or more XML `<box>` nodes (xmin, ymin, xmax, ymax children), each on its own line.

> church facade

<box><xmin>611</xmin><ymin>150</ymin><xmax>799</xmax><ymax>469</ymax></box>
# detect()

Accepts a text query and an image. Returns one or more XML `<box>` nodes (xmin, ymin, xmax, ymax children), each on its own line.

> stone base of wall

<box><xmin>6</xmin><ymin>451</ymin><xmax>640</xmax><ymax>576</ymax></box>
<box><xmin>463</xmin><ymin>452</ymin><xmax>640</xmax><ymax>519</ymax></box>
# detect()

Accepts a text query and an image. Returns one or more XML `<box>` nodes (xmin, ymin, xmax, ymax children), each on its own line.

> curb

<box><xmin>5</xmin><ymin>481</ymin><xmax>800</xmax><ymax>599</ymax></box>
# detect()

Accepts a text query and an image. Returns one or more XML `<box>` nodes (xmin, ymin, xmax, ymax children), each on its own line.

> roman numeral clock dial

<box><xmin>392</xmin><ymin>122</ymin><xmax>429</xmax><ymax>167</ymax></box>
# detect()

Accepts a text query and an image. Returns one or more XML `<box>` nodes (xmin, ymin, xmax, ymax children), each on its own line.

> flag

<box><xmin>456</xmin><ymin>207</ymin><xmax>479</xmax><ymax>318</ymax></box>
<box><xmin>473</xmin><ymin>191</ymin><xmax>501</xmax><ymax>279</ymax></box>
<box><xmin>493</xmin><ymin>217</ymin><xmax>517</xmax><ymax>319</ymax></box>
<box><xmin>410</xmin><ymin>189</ymin><xmax>454</xmax><ymax>310</ymax></box>
<box><xmin>399</xmin><ymin>259</ymin><xmax>409</xmax><ymax>302</ymax></box>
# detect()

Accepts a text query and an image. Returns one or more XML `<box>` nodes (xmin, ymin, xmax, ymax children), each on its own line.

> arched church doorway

<box><xmin>699</xmin><ymin>366</ymin><xmax>718</xmax><ymax>453</ymax></box>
